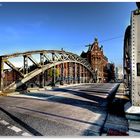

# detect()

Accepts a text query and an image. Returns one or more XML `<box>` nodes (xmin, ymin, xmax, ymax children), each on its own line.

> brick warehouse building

<box><xmin>81</xmin><ymin>38</ymin><xmax>114</xmax><ymax>83</ymax></box>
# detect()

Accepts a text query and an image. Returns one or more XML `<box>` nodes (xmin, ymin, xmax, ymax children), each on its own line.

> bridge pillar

<box><xmin>85</xmin><ymin>68</ymin><xmax>87</xmax><ymax>83</ymax></box>
<box><xmin>52</xmin><ymin>53</ymin><xmax>55</xmax><ymax>86</ymax></box>
<box><xmin>40</xmin><ymin>53</ymin><xmax>44</xmax><ymax>65</ymax></box>
<box><xmin>52</xmin><ymin>66</ymin><xmax>55</xmax><ymax>87</ymax></box>
<box><xmin>23</xmin><ymin>55</ymin><xmax>28</xmax><ymax>74</ymax></box>
<box><xmin>73</xmin><ymin>62</ymin><xmax>76</xmax><ymax>84</ymax></box>
<box><xmin>83</xmin><ymin>67</ymin><xmax>85</xmax><ymax>83</ymax></box>
<box><xmin>0</xmin><ymin>57</ymin><xmax>4</xmax><ymax>91</ymax></box>
<box><xmin>68</xmin><ymin>62</ymin><xmax>70</xmax><ymax>84</ymax></box>
<box><xmin>81</xmin><ymin>65</ymin><xmax>83</xmax><ymax>83</ymax></box>
<box><xmin>84</xmin><ymin>67</ymin><xmax>86</xmax><ymax>83</ymax></box>
<box><xmin>69</xmin><ymin>62</ymin><xmax>71</xmax><ymax>84</ymax></box>
<box><xmin>60</xmin><ymin>53</ymin><xmax>64</xmax><ymax>85</ymax></box>
<box><xmin>44</xmin><ymin>70</ymin><xmax>47</xmax><ymax>86</ymax></box>
<box><xmin>77</xmin><ymin>63</ymin><xmax>80</xmax><ymax>83</ymax></box>
<box><xmin>39</xmin><ymin>53</ymin><xmax>45</xmax><ymax>88</ymax></box>
<box><xmin>60</xmin><ymin>63</ymin><xmax>64</xmax><ymax>85</ymax></box>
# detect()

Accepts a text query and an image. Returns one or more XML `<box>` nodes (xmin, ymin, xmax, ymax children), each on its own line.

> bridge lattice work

<box><xmin>0</xmin><ymin>50</ymin><xmax>95</xmax><ymax>92</ymax></box>
<box><xmin>123</xmin><ymin>25</ymin><xmax>131</xmax><ymax>95</ymax></box>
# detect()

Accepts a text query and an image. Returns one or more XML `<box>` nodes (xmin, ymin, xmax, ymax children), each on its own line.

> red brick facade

<box><xmin>81</xmin><ymin>38</ymin><xmax>108</xmax><ymax>82</ymax></box>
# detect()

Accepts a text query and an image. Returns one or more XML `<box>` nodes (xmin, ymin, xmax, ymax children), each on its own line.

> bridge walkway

<box><xmin>101</xmin><ymin>83</ymin><xmax>130</xmax><ymax>136</ymax></box>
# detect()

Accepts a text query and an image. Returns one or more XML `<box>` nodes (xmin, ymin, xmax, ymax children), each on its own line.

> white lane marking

<box><xmin>0</xmin><ymin>120</ymin><xmax>9</xmax><ymax>125</ymax></box>
<box><xmin>0</xmin><ymin>119</ymin><xmax>32</xmax><ymax>136</ymax></box>
<box><xmin>7</xmin><ymin>125</ymin><xmax>22</xmax><ymax>133</ymax></box>
<box><xmin>22</xmin><ymin>132</ymin><xmax>32</xmax><ymax>136</ymax></box>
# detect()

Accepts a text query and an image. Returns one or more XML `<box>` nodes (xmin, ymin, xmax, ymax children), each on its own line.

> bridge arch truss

<box><xmin>0</xmin><ymin>50</ymin><xmax>95</xmax><ymax>92</ymax></box>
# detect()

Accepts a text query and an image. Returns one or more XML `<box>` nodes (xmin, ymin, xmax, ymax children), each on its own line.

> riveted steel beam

<box><xmin>4</xmin><ymin>59</ymin><xmax>24</xmax><ymax>78</ymax></box>
<box><xmin>28</xmin><ymin>55</ymin><xmax>42</xmax><ymax>68</ymax></box>
<box><xmin>23</xmin><ymin>55</ymin><xmax>28</xmax><ymax>74</ymax></box>
<box><xmin>39</xmin><ymin>53</ymin><xmax>45</xmax><ymax>87</ymax></box>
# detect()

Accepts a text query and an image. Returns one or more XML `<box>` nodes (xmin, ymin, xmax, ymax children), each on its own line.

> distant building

<box><xmin>115</xmin><ymin>65</ymin><xmax>123</xmax><ymax>81</ymax></box>
<box><xmin>105</xmin><ymin>63</ymin><xmax>115</xmax><ymax>82</ymax></box>
<box><xmin>115</xmin><ymin>67</ymin><xmax>119</xmax><ymax>80</ymax></box>
<box><xmin>3</xmin><ymin>69</ymin><xmax>19</xmax><ymax>87</ymax></box>
<box><xmin>81</xmin><ymin>38</ymin><xmax>110</xmax><ymax>83</ymax></box>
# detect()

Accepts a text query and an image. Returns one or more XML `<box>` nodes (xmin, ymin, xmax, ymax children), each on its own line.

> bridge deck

<box><xmin>0</xmin><ymin>83</ymin><xmax>119</xmax><ymax>136</ymax></box>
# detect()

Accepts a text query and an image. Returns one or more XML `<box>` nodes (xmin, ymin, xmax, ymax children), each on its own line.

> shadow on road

<box><xmin>16</xmin><ymin>106</ymin><xmax>101</xmax><ymax>126</ymax></box>
<box><xmin>52</xmin><ymin>88</ymin><xmax>108</xmax><ymax>107</ymax></box>
<box><xmin>20</xmin><ymin>92</ymin><xmax>54</xmax><ymax>98</ymax></box>
<box><xmin>0</xmin><ymin>107</ymin><xmax>43</xmax><ymax>136</ymax></box>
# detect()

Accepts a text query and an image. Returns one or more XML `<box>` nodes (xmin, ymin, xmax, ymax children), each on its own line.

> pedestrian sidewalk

<box><xmin>101</xmin><ymin>83</ymin><xmax>130</xmax><ymax>136</ymax></box>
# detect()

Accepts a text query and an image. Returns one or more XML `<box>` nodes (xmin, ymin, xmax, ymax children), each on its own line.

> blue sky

<box><xmin>0</xmin><ymin>2</ymin><xmax>137</xmax><ymax>66</ymax></box>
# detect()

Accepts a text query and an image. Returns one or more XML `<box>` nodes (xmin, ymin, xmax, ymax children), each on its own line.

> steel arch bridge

<box><xmin>0</xmin><ymin>50</ymin><xmax>95</xmax><ymax>92</ymax></box>
<box><xmin>123</xmin><ymin>25</ymin><xmax>131</xmax><ymax>92</ymax></box>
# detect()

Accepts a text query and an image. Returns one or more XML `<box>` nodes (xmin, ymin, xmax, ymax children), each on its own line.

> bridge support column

<box><xmin>60</xmin><ymin>63</ymin><xmax>64</xmax><ymax>85</ymax></box>
<box><xmin>44</xmin><ymin>70</ymin><xmax>48</xmax><ymax>86</ymax></box>
<box><xmin>68</xmin><ymin>62</ymin><xmax>70</xmax><ymax>84</ymax></box>
<box><xmin>69</xmin><ymin>62</ymin><xmax>72</xmax><ymax>84</ymax></box>
<box><xmin>23</xmin><ymin>55</ymin><xmax>28</xmax><ymax>74</ymax></box>
<box><xmin>81</xmin><ymin>65</ymin><xmax>83</xmax><ymax>83</ymax></box>
<box><xmin>83</xmin><ymin>67</ymin><xmax>86</xmax><ymax>83</ymax></box>
<box><xmin>52</xmin><ymin>53</ymin><xmax>55</xmax><ymax>87</ymax></box>
<box><xmin>80</xmin><ymin>64</ymin><xmax>82</xmax><ymax>83</ymax></box>
<box><xmin>85</xmin><ymin>68</ymin><xmax>87</xmax><ymax>83</ymax></box>
<box><xmin>39</xmin><ymin>53</ymin><xmax>45</xmax><ymax>88</ymax></box>
<box><xmin>77</xmin><ymin>63</ymin><xmax>80</xmax><ymax>84</ymax></box>
<box><xmin>52</xmin><ymin>66</ymin><xmax>55</xmax><ymax>87</ymax></box>
<box><xmin>124</xmin><ymin>11</ymin><xmax>140</xmax><ymax>121</ymax></box>
<box><xmin>83</xmin><ymin>67</ymin><xmax>85</xmax><ymax>83</ymax></box>
<box><xmin>73</xmin><ymin>62</ymin><xmax>76</xmax><ymax>84</ymax></box>
<box><xmin>0</xmin><ymin>57</ymin><xmax>4</xmax><ymax>91</ymax></box>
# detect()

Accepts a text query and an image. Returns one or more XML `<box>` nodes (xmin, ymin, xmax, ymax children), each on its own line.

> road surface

<box><xmin>0</xmin><ymin>83</ymin><xmax>119</xmax><ymax>136</ymax></box>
